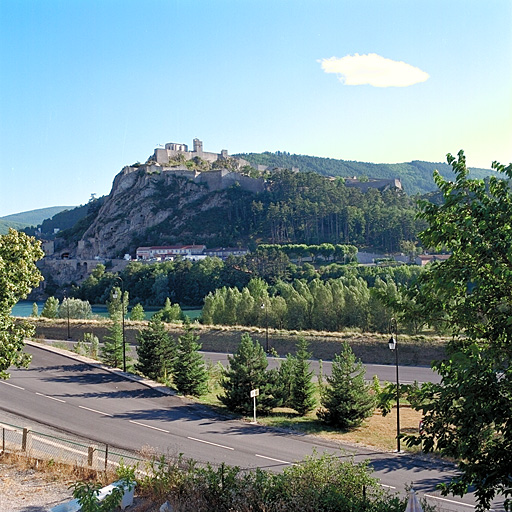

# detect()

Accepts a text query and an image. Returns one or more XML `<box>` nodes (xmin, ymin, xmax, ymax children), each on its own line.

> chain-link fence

<box><xmin>0</xmin><ymin>420</ymin><xmax>144</xmax><ymax>472</ymax></box>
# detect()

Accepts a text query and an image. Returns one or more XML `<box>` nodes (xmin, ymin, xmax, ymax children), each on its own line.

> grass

<box><xmin>197</xmin><ymin>367</ymin><xmax>423</xmax><ymax>452</ymax></box>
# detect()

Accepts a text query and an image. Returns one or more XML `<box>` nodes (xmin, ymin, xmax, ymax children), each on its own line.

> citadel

<box><xmin>120</xmin><ymin>138</ymin><xmax>265</xmax><ymax>194</ymax></box>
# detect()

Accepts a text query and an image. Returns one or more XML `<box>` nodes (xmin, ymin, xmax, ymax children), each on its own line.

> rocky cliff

<box><xmin>70</xmin><ymin>166</ymin><xmax>261</xmax><ymax>259</ymax></box>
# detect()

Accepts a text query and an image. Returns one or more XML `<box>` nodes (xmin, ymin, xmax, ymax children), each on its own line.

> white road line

<box><xmin>424</xmin><ymin>494</ymin><xmax>478</xmax><ymax>508</ymax></box>
<box><xmin>35</xmin><ymin>392</ymin><xmax>66</xmax><ymax>403</ymax></box>
<box><xmin>78</xmin><ymin>406</ymin><xmax>113</xmax><ymax>417</ymax></box>
<box><xmin>255</xmin><ymin>454</ymin><xmax>296</xmax><ymax>466</ymax></box>
<box><xmin>129</xmin><ymin>421</ymin><xmax>169</xmax><ymax>433</ymax></box>
<box><xmin>0</xmin><ymin>381</ymin><xmax>25</xmax><ymax>390</ymax></box>
<box><xmin>187</xmin><ymin>436</ymin><xmax>234</xmax><ymax>450</ymax></box>
<box><xmin>380</xmin><ymin>484</ymin><xmax>397</xmax><ymax>490</ymax></box>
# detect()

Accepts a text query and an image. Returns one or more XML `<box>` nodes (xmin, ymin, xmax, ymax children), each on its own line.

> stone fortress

<box><xmin>120</xmin><ymin>138</ymin><xmax>265</xmax><ymax>194</ymax></box>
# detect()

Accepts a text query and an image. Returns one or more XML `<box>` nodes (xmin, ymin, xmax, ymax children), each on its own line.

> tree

<box><xmin>317</xmin><ymin>341</ymin><xmax>375</xmax><ymax>429</ymax></box>
<box><xmin>173</xmin><ymin>319</ymin><xmax>207</xmax><ymax>396</ymax></box>
<box><xmin>58</xmin><ymin>298</ymin><xmax>93</xmax><ymax>319</ymax></box>
<box><xmin>41</xmin><ymin>296</ymin><xmax>60</xmax><ymax>318</ymax></box>
<box><xmin>101</xmin><ymin>320</ymin><xmax>124</xmax><ymax>368</ymax></box>
<box><xmin>219</xmin><ymin>333</ymin><xmax>280</xmax><ymax>415</ymax></box>
<box><xmin>154</xmin><ymin>297</ymin><xmax>183</xmax><ymax>323</ymax></box>
<box><xmin>135</xmin><ymin>317</ymin><xmax>175</xmax><ymax>381</ymax></box>
<box><xmin>404</xmin><ymin>151</ymin><xmax>512</xmax><ymax>511</ymax></box>
<box><xmin>130</xmin><ymin>303</ymin><xmax>145</xmax><ymax>321</ymax></box>
<box><xmin>107</xmin><ymin>286</ymin><xmax>128</xmax><ymax>322</ymax></box>
<box><xmin>31</xmin><ymin>302</ymin><xmax>39</xmax><ymax>317</ymax></box>
<box><xmin>289</xmin><ymin>338</ymin><xmax>316</xmax><ymax>415</ymax></box>
<box><xmin>0</xmin><ymin>229</ymin><xmax>44</xmax><ymax>378</ymax></box>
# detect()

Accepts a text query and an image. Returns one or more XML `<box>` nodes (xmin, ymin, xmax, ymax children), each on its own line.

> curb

<box><xmin>25</xmin><ymin>340</ymin><xmax>176</xmax><ymax>396</ymax></box>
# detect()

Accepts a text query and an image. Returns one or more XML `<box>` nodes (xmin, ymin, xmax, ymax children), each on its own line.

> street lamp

<box><xmin>388</xmin><ymin>317</ymin><xmax>400</xmax><ymax>452</ymax></box>
<box><xmin>260</xmin><ymin>302</ymin><xmax>269</xmax><ymax>353</ymax></box>
<box><xmin>113</xmin><ymin>276</ymin><xmax>126</xmax><ymax>372</ymax></box>
<box><xmin>64</xmin><ymin>291</ymin><xmax>71</xmax><ymax>340</ymax></box>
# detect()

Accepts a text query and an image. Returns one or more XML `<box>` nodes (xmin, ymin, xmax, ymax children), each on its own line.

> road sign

<box><xmin>250</xmin><ymin>389</ymin><xmax>259</xmax><ymax>398</ymax></box>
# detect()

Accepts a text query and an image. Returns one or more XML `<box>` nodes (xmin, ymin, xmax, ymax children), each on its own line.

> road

<box><xmin>0</xmin><ymin>344</ymin><xmax>502</xmax><ymax>511</ymax></box>
<box><xmin>203</xmin><ymin>351</ymin><xmax>442</xmax><ymax>384</ymax></box>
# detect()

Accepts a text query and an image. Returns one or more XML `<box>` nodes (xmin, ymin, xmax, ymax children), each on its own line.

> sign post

<box><xmin>250</xmin><ymin>388</ymin><xmax>259</xmax><ymax>424</ymax></box>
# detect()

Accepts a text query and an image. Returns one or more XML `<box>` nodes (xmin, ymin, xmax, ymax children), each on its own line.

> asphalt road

<box><xmin>203</xmin><ymin>351</ymin><xmax>443</xmax><ymax>384</ymax></box>
<box><xmin>0</xmin><ymin>344</ymin><xmax>502</xmax><ymax>511</ymax></box>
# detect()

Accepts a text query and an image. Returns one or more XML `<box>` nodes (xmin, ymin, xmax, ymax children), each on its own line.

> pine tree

<box><xmin>173</xmin><ymin>319</ymin><xmax>207</xmax><ymax>396</ymax></box>
<box><xmin>31</xmin><ymin>302</ymin><xmax>39</xmax><ymax>317</ymax></box>
<box><xmin>290</xmin><ymin>338</ymin><xmax>316</xmax><ymax>416</ymax></box>
<box><xmin>130</xmin><ymin>303</ymin><xmax>145</xmax><ymax>321</ymax></box>
<box><xmin>41</xmin><ymin>296</ymin><xmax>59</xmax><ymax>318</ymax></box>
<box><xmin>219</xmin><ymin>333</ymin><xmax>280</xmax><ymax>415</ymax></box>
<box><xmin>277</xmin><ymin>354</ymin><xmax>296</xmax><ymax>408</ymax></box>
<box><xmin>101</xmin><ymin>320</ymin><xmax>124</xmax><ymax>368</ymax></box>
<box><xmin>135</xmin><ymin>317</ymin><xmax>175</xmax><ymax>381</ymax></box>
<box><xmin>317</xmin><ymin>341</ymin><xmax>375</xmax><ymax>429</ymax></box>
<box><xmin>154</xmin><ymin>297</ymin><xmax>183</xmax><ymax>323</ymax></box>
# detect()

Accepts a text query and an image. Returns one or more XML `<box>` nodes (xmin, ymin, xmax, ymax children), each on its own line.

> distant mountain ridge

<box><xmin>236</xmin><ymin>152</ymin><xmax>495</xmax><ymax>196</ymax></box>
<box><xmin>0</xmin><ymin>206</ymin><xmax>75</xmax><ymax>235</ymax></box>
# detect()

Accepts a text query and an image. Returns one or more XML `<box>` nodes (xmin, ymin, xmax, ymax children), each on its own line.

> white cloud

<box><xmin>319</xmin><ymin>53</ymin><xmax>429</xmax><ymax>87</ymax></box>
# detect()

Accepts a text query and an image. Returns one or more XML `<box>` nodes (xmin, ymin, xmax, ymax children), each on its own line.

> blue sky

<box><xmin>1</xmin><ymin>0</ymin><xmax>511</xmax><ymax>217</ymax></box>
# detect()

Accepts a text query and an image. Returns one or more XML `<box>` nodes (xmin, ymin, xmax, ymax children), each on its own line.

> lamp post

<box><xmin>113</xmin><ymin>276</ymin><xmax>126</xmax><ymax>372</ymax></box>
<box><xmin>64</xmin><ymin>291</ymin><xmax>71</xmax><ymax>340</ymax></box>
<box><xmin>260</xmin><ymin>302</ymin><xmax>269</xmax><ymax>353</ymax></box>
<box><xmin>388</xmin><ymin>317</ymin><xmax>400</xmax><ymax>452</ymax></box>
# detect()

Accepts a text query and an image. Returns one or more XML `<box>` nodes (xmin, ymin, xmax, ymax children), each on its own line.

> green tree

<box><xmin>404</xmin><ymin>151</ymin><xmax>512</xmax><ymax>510</ymax></box>
<box><xmin>107</xmin><ymin>286</ymin><xmax>128</xmax><ymax>321</ymax></box>
<box><xmin>0</xmin><ymin>229</ymin><xmax>44</xmax><ymax>378</ymax></box>
<box><xmin>317</xmin><ymin>342</ymin><xmax>375</xmax><ymax>429</ymax></box>
<box><xmin>135</xmin><ymin>317</ymin><xmax>175</xmax><ymax>381</ymax></box>
<box><xmin>58</xmin><ymin>298</ymin><xmax>93</xmax><ymax>319</ymax></box>
<box><xmin>219</xmin><ymin>333</ymin><xmax>279</xmax><ymax>415</ymax></box>
<box><xmin>31</xmin><ymin>302</ymin><xmax>39</xmax><ymax>317</ymax></box>
<box><xmin>154</xmin><ymin>297</ymin><xmax>183</xmax><ymax>323</ymax></box>
<box><xmin>173</xmin><ymin>319</ymin><xmax>207</xmax><ymax>396</ymax></box>
<box><xmin>101</xmin><ymin>320</ymin><xmax>124</xmax><ymax>368</ymax></box>
<box><xmin>289</xmin><ymin>338</ymin><xmax>316</xmax><ymax>415</ymax></box>
<box><xmin>129</xmin><ymin>303</ymin><xmax>145</xmax><ymax>321</ymax></box>
<box><xmin>41</xmin><ymin>296</ymin><xmax>60</xmax><ymax>318</ymax></box>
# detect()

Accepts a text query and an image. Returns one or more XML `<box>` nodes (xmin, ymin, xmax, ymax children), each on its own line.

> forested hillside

<box><xmin>53</xmin><ymin>168</ymin><xmax>424</xmax><ymax>256</ymax></box>
<box><xmin>0</xmin><ymin>206</ymin><xmax>74</xmax><ymax>235</ymax></box>
<box><xmin>236</xmin><ymin>152</ymin><xmax>494</xmax><ymax>196</ymax></box>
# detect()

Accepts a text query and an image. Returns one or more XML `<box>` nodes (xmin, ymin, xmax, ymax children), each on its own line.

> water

<box><xmin>11</xmin><ymin>301</ymin><xmax>201</xmax><ymax>320</ymax></box>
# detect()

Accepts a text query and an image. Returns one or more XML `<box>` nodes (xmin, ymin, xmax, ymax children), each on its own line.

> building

<box><xmin>204</xmin><ymin>247</ymin><xmax>250</xmax><ymax>259</ymax></box>
<box><xmin>414</xmin><ymin>254</ymin><xmax>450</xmax><ymax>266</ymax></box>
<box><xmin>153</xmin><ymin>138</ymin><xmax>249</xmax><ymax>167</ymax></box>
<box><xmin>136</xmin><ymin>245</ymin><xmax>206</xmax><ymax>261</ymax></box>
<box><xmin>343</xmin><ymin>177</ymin><xmax>402</xmax><ymax>192</ymax></box>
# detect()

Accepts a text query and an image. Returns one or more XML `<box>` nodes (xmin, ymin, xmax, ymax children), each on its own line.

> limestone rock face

<box><xmin>75</xmin><ymin>167</ymin><xmax>240</xmax><ymax>259</ymax></box>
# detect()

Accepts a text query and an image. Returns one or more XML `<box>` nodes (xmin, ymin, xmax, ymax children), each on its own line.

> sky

<box><xmin>1</xmin><ymin>0</ymin><xmax>511</xmax><ymax>217</ymax></box>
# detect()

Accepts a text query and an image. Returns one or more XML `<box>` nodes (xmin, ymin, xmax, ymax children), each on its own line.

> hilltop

<box><xmin>236</xmin><ymin>151</ymin><xmax>494</xmax><ymax>196</ymax></box>
<box><xmin>0</xmin><ymin>206</ymin><xmax>75</xmax><ymax>235</ymax></box>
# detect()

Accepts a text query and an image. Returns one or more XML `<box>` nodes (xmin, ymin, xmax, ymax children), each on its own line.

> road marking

<box><xmin>424</xmin><ymin>494</ymin><xmax>478</xmax><ymax>508</ymax></box>
<box><xmin>0</xmin><ymin>381</ymin><xmax>25</xmax><ymax>390</ymax></box>
<box><xmin>255</xmin><ymin>454</ymin><xmax>297</xmax><ymax>466</ymax></box>
<box><xmin>35</xmin><ymin>392</ymin><xmax>66</xmax><ymax>403</ymax></box>
<box><xmin>187</xmin><ymin>436</ymin><xmax>234</xmax><ymax>450</ymax></box>
<box><xmin>129</xmin><ymin>421</ymin><xmax>169</xmax><ymax>433</ymax></box>
<box><xmin>380</xmin><ymin>484</ymin><xmax>397</xmax><ymax>489</ymax></box>
<box><xmin>78</xmin><ymin>406</ymin><xmax>113</xmax><ymax>417</ymax></box>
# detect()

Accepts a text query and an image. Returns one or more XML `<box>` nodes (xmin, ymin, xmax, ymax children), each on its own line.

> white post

<box><xmin>250</xmin><ymin>389</ymin><xmax>259</xmax><ymax>424</ymax></box>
